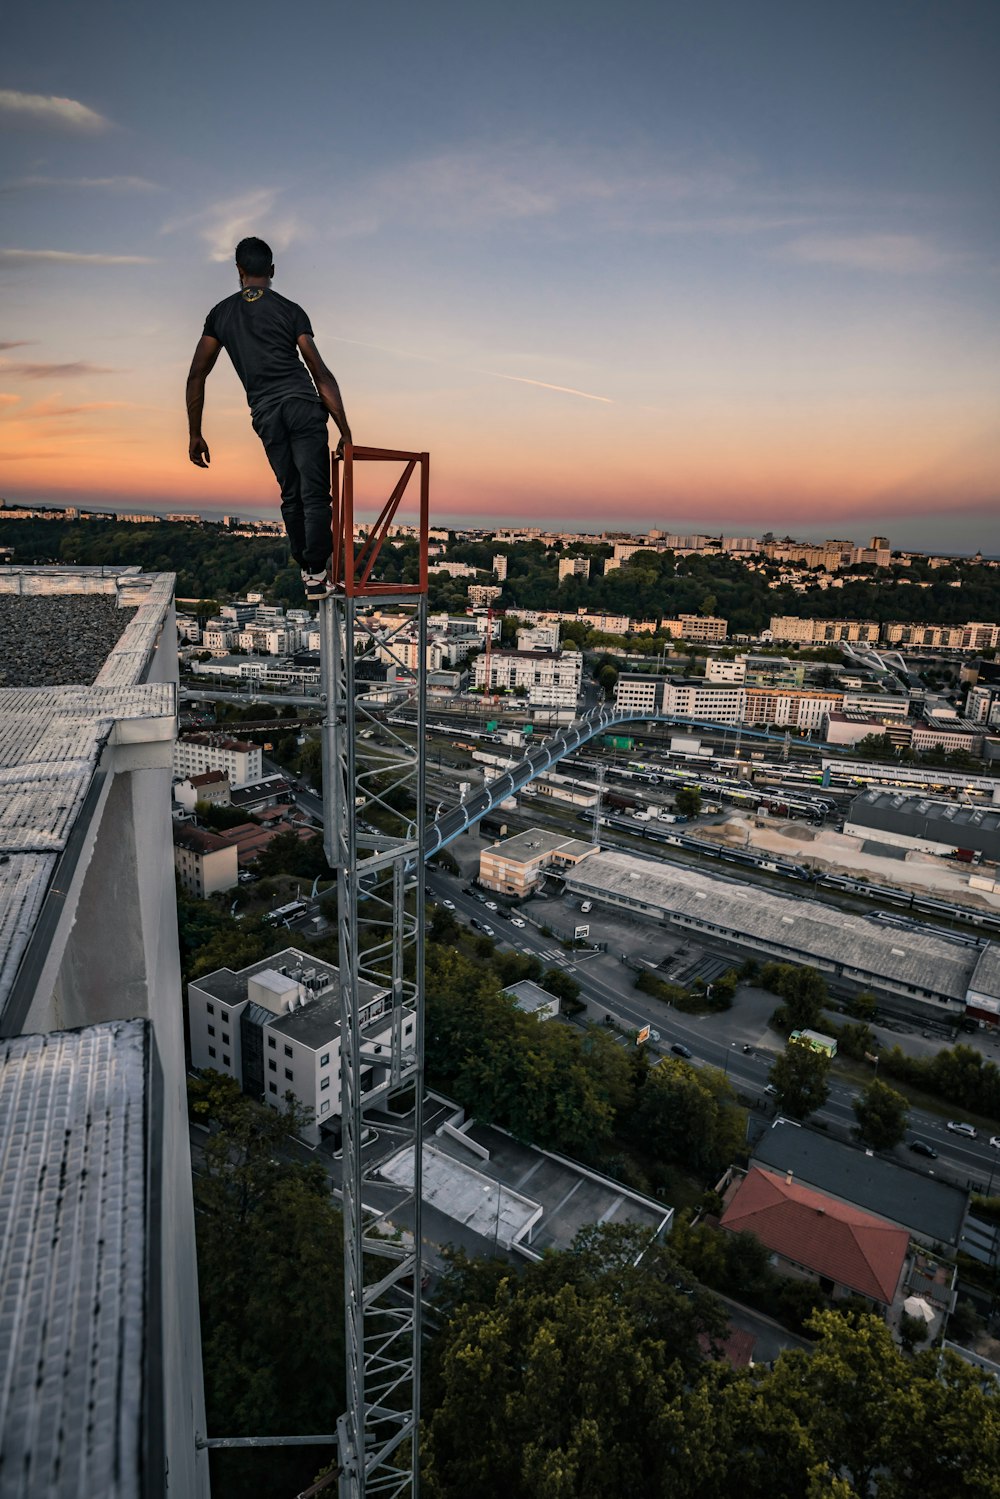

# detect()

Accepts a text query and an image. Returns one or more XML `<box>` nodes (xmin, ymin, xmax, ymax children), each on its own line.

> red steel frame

<box><xmin>331</xmin><ymin>445</ymin><xmax>430</xmax><ymax>597</ymax></box>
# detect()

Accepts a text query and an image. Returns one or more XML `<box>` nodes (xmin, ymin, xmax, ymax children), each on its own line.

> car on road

<box><xmin>470</xmin><ymin>917</ymin><xmax>482</xmax><ymax>930</ymax></box>
<box><xmin>765</xmin><ymin>1083</ymin><xmax>779</xmax><ymax>1097</ymax></box>
<box><xmin>510</xmin><ymin>916</ymin><xmax>526</xmax><ymax>928</ymax></box>
<box><xmin>482</xmin><ymin>925</ymin><xmax>495</xmax><ymax>937</ymax></box>
<box><xmin>909</xmin><ymin>1139</ymin><xmax>938</xmax><ymax>1158</ymax></box>
<box><xmin>485</xmin><ymin>901</ymin><xmax>498</xmax><ymax>911</ymax></box>
<box><xmin>990</xmin><ymin>1135</ymin><xmax>1000</xmax><ymax>1150</ymax></box>
<box><xmin>946</xmin><ymin>1121</ymin><xmax>978</xmax><ymax>1139</ymax></box>
<box><xmin>671</xmin><ymin>1042</ymin><xmax>693</xmax><ymax>1059</ymax></box>
<box><xmin>473</xmin><ymin>892</ymin><xmax>486</xmax><ymax>903</ymax></box>
<box><xmin>442</xmin><ymin>899</ymin><xmax>455</xmax><ymax>910</ymax></box>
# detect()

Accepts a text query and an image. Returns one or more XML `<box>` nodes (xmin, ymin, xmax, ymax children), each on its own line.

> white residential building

<box><xmin>493</xmin><ymin>554</ymin><xmax>508</xmax><ymax>580</ymax></box>
<box><xmin>187</xmin><ymin>949</ymin><xmax>415</xmax><ymax>1145</ymax></box>
<box><xmin>558</xmin><ymin>556</ymin><xmax>591</xmax><ymax>582</ymax></box>
<box><xmin>705</xmin><ymin>657</ymin><xmax>747</xmax><ymax>683</ymax></box>
<box><xmin>472</xmin><ymin>648</ymin><xmax>583</xmax><ymax>709</ymax></box>
<box><xmin>173</xmin><ymin>732</ymin><xmax>262</xmax><ymax>785</ymax></box>
<box><xmin>517</xmin><ymin>623</ymin><xmax>560</xmax><ymax>651</ymax></box>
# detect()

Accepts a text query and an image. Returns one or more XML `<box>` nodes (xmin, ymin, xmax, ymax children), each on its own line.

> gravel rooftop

<box><xmin>0</xmin><ymin>595</ymin><xmax>138</xmax><ymax>687</ymax></box>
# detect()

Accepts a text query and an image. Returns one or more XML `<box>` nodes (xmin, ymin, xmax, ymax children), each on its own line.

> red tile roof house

<box><xmin>720</xmin><ymin>1167</ymin><xmax>910</xmax><ymax>1312</ymax></box>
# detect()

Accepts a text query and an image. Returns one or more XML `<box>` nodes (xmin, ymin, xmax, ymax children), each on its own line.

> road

<box><xmin>425</xmin><ymin>863</ymin><xmax>1000</xmax><ymax>1195</ymax></box>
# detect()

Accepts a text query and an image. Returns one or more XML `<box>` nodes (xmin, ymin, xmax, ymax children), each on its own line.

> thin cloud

<box><xmin>0</xmin><ymin>360</ymin><xmax>121</xmax><ymax>378</ymax></box>
<box><xmin>0</xmin><ymin>89</ymin><xmax>109</xmax><ymax>131</ymax></box>
<box><xmin>778</xmin><ymin>232</ymin><xmax>960</xmax><ymax>273</ymax></box>
<box><xmin>0</xmin><ymin>393</ymin><xmax>20</xmax><ymax>405</ymax></box>
<box><xmin>161</xmin><ymin>188</ymin><xmax>302</xmax><ymax>262</ymax></box>
<box><xmin>482</xmin><ymin>371</ymin><xmax>613</xmax><ymax>404</ymax></box>
<box><xmin>2</xmin><ymin>174</ymin><xmax>159</xmax><ymax>193</ymax></box>
<box><xmin>331</xmin><ymin>332</ymin><xmax>612</xmax><ymax>404</ymax></box>
<box><xmin>0</xmin><ymin>341</ymin><xmax>32</xmax><ymax>351</ymax></box>
<box><xmin>0</xmin><ymin>249</ymin><xmax>154</xmax><ymax>265</ymax></box>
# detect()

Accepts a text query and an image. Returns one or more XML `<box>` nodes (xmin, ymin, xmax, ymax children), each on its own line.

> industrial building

<box><xmin>562</xmin><ymin>847</ymin><xmax>1000</xmax><ymax>1018</ymax></box>
<box><xmin>845</xmin><ymin>790</ymin><xmax>1000</xmax><ymax>863</ymax></box>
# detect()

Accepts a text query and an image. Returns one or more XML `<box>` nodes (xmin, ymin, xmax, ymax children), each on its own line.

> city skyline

<box><xmin>1</xmin><ymin>0</ymin><xmax>998</xmax><ymax>549</ymax></box>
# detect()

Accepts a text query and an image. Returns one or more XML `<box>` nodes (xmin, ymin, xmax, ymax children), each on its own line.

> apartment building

<box><xmin>173</xmin><ymin>731</ymin><xmax>262</xmax><ymax>785</ymax></box>
<box><xmin>173</xmin><ymin>768</ymin><xmax>231</xmax><ymax>811</ymax></box>
<box><xmin>768</xmin><ymin>616</ymin><xmax>880</xmax><ymax>644</ymax></box>
<box><xmin>187</xmin><ymin>949</ymin><xmax>415</xmax><ymax>1145</ymax></box>
<box><xmin>967</xmin><ymin>684</ymin><xmax>1000</xmax><ymax>728</ymax></box>
<box><xmin>558</xmin><ymin>556</ymin><xmax>591</xmax><ymax>582</ymax></box>
<box><xmin>660</xmin><ymin>614</ymin><xmax>728</xmax><ymax>643</ymax></box>
<box><xmin>469</xmin><ymin>583</ymin><xmax>503</xmax><ymax>607</ymax></box>
<box><xmin>472</xmin><ymin>648</ymin><xmax>583</xmax><ymax>708</ymax></box>
<box><xmin>882</xmin><ymin>621</ymin><xmax>1000</xmax><ymax>650</ymax></box>
<box><xmin>492</xmin><ymin>554</ymin><xmax>508</xmax><ymax>580</ymax></box>
<box><xmin>172</xmin><ymin>823</ymin><xmax>239</xmax><ymax>897</ymax></box>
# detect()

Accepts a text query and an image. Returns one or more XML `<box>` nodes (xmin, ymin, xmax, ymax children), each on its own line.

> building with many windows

<box><xmin>187</xmin><ymin>948</ymin><xmax>416</xmax><ymax>1146</ymax></box>
<box><xmin>479</xmin><ymin>828</ymin><xmax>597</xmax><ymax>897</ymax></box>
<box><xmin>660</xmin><ymin>613</ymin><xmax>728</xmax><ymax>643</ymax></box>
<box><xmin>471</xmin><ymin>647</ymin><xmax>583</xmax><ymax>709</ymax></box>
<box><xmin>172</xmin><ymin>822</ymin><xmax>239</xmax><ymax>897</ymax></box>
<box><xmin>173</xmin><ymin>730</ymin><xmax>262</xmax><ymax>785</ymax></box>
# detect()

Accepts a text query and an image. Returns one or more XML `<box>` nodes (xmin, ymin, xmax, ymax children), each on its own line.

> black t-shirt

<box><xmin>203</xmin><ymin>287</ymin><xmax>320</xmax><ymax>419</ymax></box>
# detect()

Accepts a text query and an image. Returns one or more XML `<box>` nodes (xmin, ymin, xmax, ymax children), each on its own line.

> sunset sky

<box><xmin>1</xmin><ymin>0</ymin><xmax>998</xmax><ymax>549</ymax></box>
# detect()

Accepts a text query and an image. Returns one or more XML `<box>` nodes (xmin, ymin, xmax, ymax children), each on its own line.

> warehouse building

<box><xmin>845</xmin><ymin>790</ymin><xmax>1000</xmax><ymax>863</ymax></box>
<box><xmin>562</xmin><ymin>848</ymin><xmax>998</xmax><ymax>1018</ymax></box>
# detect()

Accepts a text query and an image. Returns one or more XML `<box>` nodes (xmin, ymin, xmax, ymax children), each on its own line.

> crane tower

<box><xmin>320</xmin><ymin>445</ymin><xmax>430</xmax><ymax>1497</ymax></box>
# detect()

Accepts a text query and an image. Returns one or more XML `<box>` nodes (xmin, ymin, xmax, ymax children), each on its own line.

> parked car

<box><xmin>442</xmin><ymin>899</ymin><xmax>455</xmax><ymax>910</ymax></box>
<box><xmin>909</xmin><ymin>1139</ymin><xmax>938</xmax><ymax>1158</ymax></box>
<box><xmin>989</xmin><ymin>1135</ymin><xmax>1000</xmax><ymax>1150</ymax></box>
<box><xmin>671</xmin><ymin>1042</ymin><xmax>693</xmax><ymax>1059</ymax></box>
<box><xmin>946</xmin><ymin>1121</ymin><xmax>978</xmax><ymax>1139</ymax></box>
<box><xmin>485</xmin><ymin>901</ymin><xmax>498</xmax><ymax>911</ymax></box>
<box><xmin>481</xmin><ymin>925</ymin><xmax>495</xmax><ymax>937</ymax></box>
<box><xmin>765</xmin><ymin>1083</ymin><xmax>779</xmax><ymax>1097</ymax></box>
<box><xmin>510</xmin><ymin>916</ymin><xmax>526</xmax><ymax>928</ymax></box>
<box><xmin>470</xmin><ymin>917</ymin><xmax>482</xmax><ymax>930</ymax></box>
<box><xmin>581</xmin><ymin>901</ymin><xmax>593</xmax><ymax>913</ymax></box>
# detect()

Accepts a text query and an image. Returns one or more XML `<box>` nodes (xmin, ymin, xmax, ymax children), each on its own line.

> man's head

<box><xmin>235</xmin><ymin>237</ymin><xmax>274</xmax><ymax>282</ymax></box>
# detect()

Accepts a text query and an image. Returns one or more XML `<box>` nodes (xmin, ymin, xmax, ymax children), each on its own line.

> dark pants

<box><xmin>253</xmin><ymin>397</ymin><xmax>331</xmax><ymax>571</ymax></box>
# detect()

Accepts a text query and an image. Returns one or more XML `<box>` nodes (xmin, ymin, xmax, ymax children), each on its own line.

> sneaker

<box><xmin>302</xmin><ymin>559</ymin><xmax>334</xmax><ymax>601</ymax></box>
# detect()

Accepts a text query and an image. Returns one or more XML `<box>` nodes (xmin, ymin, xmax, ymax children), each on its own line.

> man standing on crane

<box><xmin>185</xmin><ymin>236</ymin><xmax>352</xmax><ymax>600</ymax></box>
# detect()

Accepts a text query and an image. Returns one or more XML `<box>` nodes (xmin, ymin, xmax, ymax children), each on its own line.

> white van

<box><xmin>581</xmin><ymin>901</ymin><xmax>593</xmax><ymax>913</ymax></box>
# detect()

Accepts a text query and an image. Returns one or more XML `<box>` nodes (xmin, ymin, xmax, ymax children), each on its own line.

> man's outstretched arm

<box><xmin>185</xmin><ymin>335</ymin><xmax>222</xmax><ymax>467</ymax></box>
<box><xmin>297</xmin><ymin>335</ymin><xmax>353</xmax><ymax>455</ymax></box>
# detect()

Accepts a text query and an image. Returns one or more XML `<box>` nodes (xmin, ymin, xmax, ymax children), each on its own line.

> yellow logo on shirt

<box><xmin>242</xmin><ymin>288</ymin><xmax>264</xmax><ymax>303</ymax></box>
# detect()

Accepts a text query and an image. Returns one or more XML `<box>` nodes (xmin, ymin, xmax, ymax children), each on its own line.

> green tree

<box><xmin>852</xmin><ymin>1077</ymin><xmax>910</xmax><ymax>1150</ymax></box>
<box><xmin>189</xmin><ymin>1076</ymin><xmax>345</xmax><ymax>1498</ymax></box>
<box><xmin>674</xmin><ymin>785</ymin><xmax>702</xmax><ymax>818</ymax></box>
<box><xmin>630</xmin><ymin>1055</ymin><xmax>744</xmax><ymax>1177</ymax></box>
<box><xmin>767</xmin><ymin>1041</ymin><xmax>830</xmax><ymax>1120</ymax></box>
<box><xmin>763</xmin><ymin>962</ymin><xmax>829</xmax><ymax>1032</ymax></box>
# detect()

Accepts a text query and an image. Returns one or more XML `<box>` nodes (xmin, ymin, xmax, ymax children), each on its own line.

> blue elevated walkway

<box><xmin>423</xmin><ymin>705</ymin><xmax>838</xmax><ymax>859</ymax></box>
